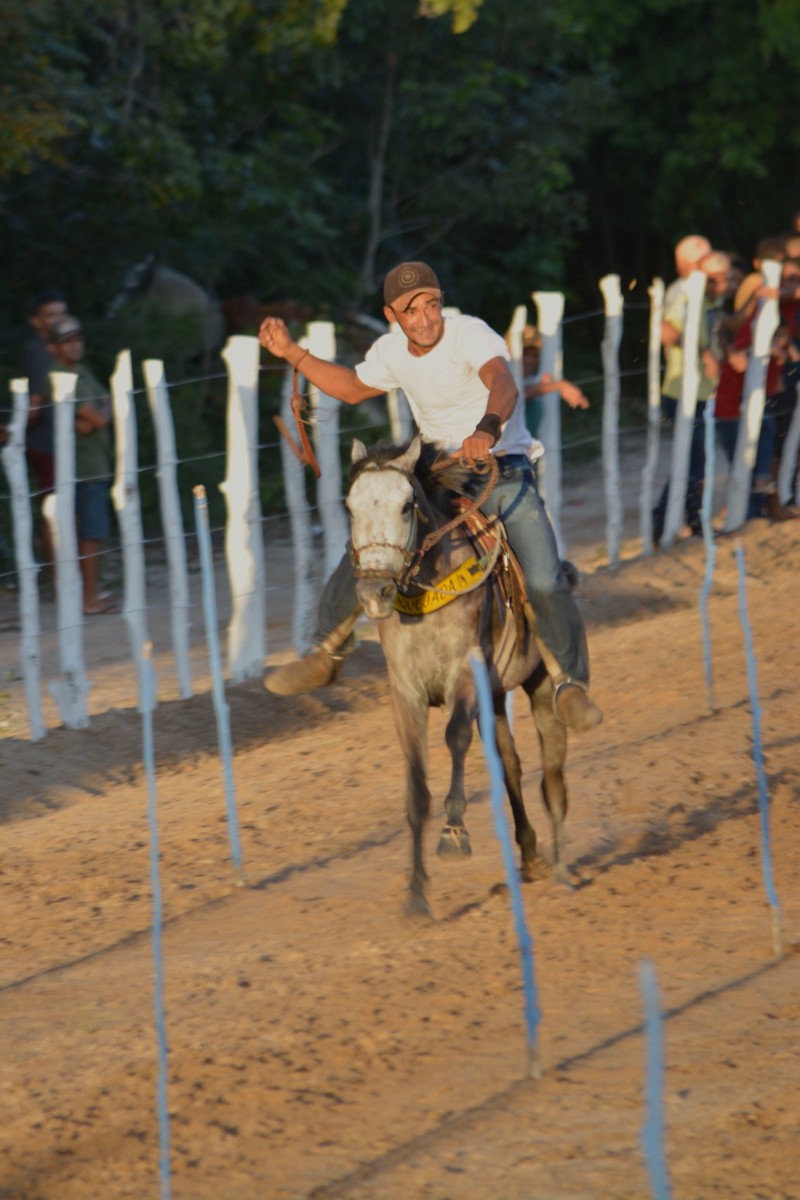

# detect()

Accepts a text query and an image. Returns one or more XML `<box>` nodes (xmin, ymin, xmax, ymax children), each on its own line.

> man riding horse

<box><xmin>258</xmin><ymin>261</ymin><xmax>602</xmax><ymax>733</ymax></box>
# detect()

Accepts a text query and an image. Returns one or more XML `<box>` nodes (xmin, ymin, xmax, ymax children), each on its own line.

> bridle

<box><xmin>349</xmin><ymin>463</ymin><xmax>423</xmax><ymax>585</ymax></box>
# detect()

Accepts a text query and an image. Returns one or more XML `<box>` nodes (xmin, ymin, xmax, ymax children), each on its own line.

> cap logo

<box><xmin>397</xmin><ymin>266</ymin><xmax>424</xmax><ymax>290</ymax></box>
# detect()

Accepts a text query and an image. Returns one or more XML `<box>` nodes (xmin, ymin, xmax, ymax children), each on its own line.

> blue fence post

<box><xmin>470</xmin><ymin>654</ymin><xmax>541</xmax><ymax>1079</ymax></box>
<box><xmin>699</xmin><ymin>397</ymin><xmax>717</xmax><ymax>712</ymax></box>
<box><xmin>142</xmin><ymin>645</ymin><xmax>172</xmax><ymax>1200</ymax></box>
<box><xmin>639</xmin><ymin>960</ymin><xmax>672</xmax><ymax>1200</ymax></box>
<box><xmin>734</xmin><ymin>543</ymin><xmax>782</xmax><ymax>957</ymax></box>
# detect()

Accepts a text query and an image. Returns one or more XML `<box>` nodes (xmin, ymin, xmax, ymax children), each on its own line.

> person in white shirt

<box><xmin>258</xmin><ymin>262</ymin><xmax>601</xmax><ymax>732</ymax></box>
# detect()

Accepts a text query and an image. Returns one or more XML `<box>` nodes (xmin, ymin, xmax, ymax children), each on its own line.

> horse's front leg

<box><xmin>389</xmin><ymin>686</ymin><xmax>432</xmax><ymax>916</ymax></box>
<box><xmin>437</xmin><ymin>670</ymin><xmax>476</xmax><ymax>858</ymax></box>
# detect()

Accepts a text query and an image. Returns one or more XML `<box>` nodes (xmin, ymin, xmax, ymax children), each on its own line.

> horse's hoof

<box><xmin>520</xmin><ymin>857</ymin><xmax>548</xmax><ymax>883</ymax></box>
<box><xmin>551</xmin><ymin>863</ymin><xmax>576</xmax><ymax>892</ymax></box>
<box><xmin>405</xmin><ymin>891</ymin><xmax>432</xmax><ymax>919</ymax></box>
<box><xmin>437</xmin><ymin>824</ymin><xmax>472</xmax><ymax>857</ymax></box>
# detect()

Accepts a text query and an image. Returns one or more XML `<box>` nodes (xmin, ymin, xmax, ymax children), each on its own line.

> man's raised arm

<box><xmin>259</xmin><ymin>317</ymin><xmax>384</xmax><ymax>407</ymax></box>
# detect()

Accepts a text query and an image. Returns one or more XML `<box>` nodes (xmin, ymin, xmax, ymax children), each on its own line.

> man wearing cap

<box><xmin>48</xmin><ymin>315</ymin><xmax>117</xmax><ymax>615</ymax></box>
<box><xmin>19</xmin><ymin>290</ymin><xmax>69</xmax><ymax>578</ymax></box>
<box><xmin>258</xmin><ymin>262</ymin><xmax>602</xmax><ymax>732</ymax></box>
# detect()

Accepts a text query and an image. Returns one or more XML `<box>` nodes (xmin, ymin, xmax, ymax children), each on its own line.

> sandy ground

<box><xmin>1</xmin><ymin>442</ymin><xmax>799</xmax><ymax>1200</ymax></box>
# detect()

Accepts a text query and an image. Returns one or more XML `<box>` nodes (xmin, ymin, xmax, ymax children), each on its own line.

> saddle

<box><xmin>458</xmin><ymin>503</ymin><xmax>534</xmax><ymax>685</ymax></box>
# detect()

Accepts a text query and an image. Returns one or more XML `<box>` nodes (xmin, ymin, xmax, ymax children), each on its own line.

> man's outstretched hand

<box><xmin>259</xmin><ymin>317</ymin><xmax>295</xmax><ymax>360</ymax></box>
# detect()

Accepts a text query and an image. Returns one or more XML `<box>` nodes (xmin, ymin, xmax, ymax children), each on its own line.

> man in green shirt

<box><xmin>48</xmin><ymin>315</ymin><xmax>117</xmax><ymax>614</ymax></box>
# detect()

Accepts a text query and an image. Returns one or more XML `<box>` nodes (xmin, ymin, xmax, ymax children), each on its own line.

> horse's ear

<box><xmin>395</xmin><ymin>433</ymin><xmax>422</xmax><ymax>473</ymax></box>
<box><xmin>351</xmin><ymin>439</ymin><xmax>368</xmax><ymax>464</ymax></box>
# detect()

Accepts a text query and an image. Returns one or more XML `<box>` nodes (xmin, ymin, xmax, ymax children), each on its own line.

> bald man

<box><xmin>664</xmin><ymin>235</ymin><xmax>712</xmax><ymax>305</ymax></box>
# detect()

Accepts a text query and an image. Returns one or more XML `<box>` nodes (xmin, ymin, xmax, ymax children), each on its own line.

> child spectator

<box><xmin>506</xmin><ymin>324</ymin><xmax>589</xmax><ymax>436</ymax></box>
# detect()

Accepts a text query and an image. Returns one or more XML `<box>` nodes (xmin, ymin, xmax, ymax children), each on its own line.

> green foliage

<box><xmin>417</xmin><ymin>0</ymin><xmax>484</xmax><ymax>34</ymax></box>
<box><xmin>2</xmin><ymin>0</ymin><xmax>800</xmax><ymax>524</ymax></box>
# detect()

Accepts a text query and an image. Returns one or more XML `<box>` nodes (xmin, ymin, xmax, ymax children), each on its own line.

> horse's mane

<box><xmin>349</xmin><ymin>438</ymin><xmax>477</xmax><ymax>521</ymax></box>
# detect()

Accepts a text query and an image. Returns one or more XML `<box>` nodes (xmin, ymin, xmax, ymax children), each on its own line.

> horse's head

<box><xmin>346</xmin><ymin>435</ymin><xmax>423</xmax><ymax>619</ymax></box>
<box><xmin>106</xmin><ymin>253</ymin><xmax>158</xmax><ymax>316</ymax></box>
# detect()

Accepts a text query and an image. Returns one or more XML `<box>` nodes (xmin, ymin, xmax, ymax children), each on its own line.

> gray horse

<box><xmin>346</xmin><ymin>434</ymin><xmax>569</xmax><ymax>916</ymax></box>
<box><xmin>107</xmin><ymin>254</ymin><xmax>225</xmax><ymax>364</ymax></box>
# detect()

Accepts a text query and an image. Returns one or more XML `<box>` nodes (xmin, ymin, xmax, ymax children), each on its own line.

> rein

<box><xmin>408</xmin><ymin>454</ymin><xmax>499</xmax><ymax>577</ymax></box>
<box><xmin>350</xmin><ymin>453</ymin><xmax>500</xmax><ymax>592</ymax></box>
<box><xmin>273</xmin><ymin>365</ymin><xmax>321</xmax><ymax>478</ymax></box>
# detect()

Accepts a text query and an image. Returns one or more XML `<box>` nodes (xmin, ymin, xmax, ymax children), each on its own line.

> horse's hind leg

<box><xmin>493</xmin><ymin>693</ymin><xmax>540</xmax><ymax>881</ymax></box>
<box><xmin>390</xmin><ymin>689</ymin><xmax>433</xmax><ymax>915</ymax></box>
<box><xmin>525</xmin><ymin>669</ymin><xmax>569</xmax><ymax>883</ymax></box>
<box><xmin>437</xmin><ymin>684</ymin><xmax>475</xmax><ymax>858</ymax></box>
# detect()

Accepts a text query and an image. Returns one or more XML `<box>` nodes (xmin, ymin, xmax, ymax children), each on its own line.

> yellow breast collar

<box><xmin>394</xmin><ymin>553</ymin><xmax>493</xmax><ymax>616</ymax></box>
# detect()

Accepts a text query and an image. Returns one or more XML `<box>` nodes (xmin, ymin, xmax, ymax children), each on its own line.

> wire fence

<box><xmin>1</xmin><ymin>274</ymin><xmax>797</xmax><ymax>740</ymax></box>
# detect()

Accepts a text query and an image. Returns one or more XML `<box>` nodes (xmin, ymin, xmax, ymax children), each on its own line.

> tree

<box><xmin>561</xmin><ymin>0</ymin><xmax>800</xmax><ymax>292</ymax></box>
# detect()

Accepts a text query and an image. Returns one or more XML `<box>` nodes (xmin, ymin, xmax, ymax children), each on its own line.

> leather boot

<box><xmin>266</xmin><ymin>608</ymin><xmax>361</xmax><ymax>697</ymax></box>
<box><xmin>265</xmin><ymin>647</ymin><xmax>342</xmax><ymax>696</ymax></box>
<box><xmin>554</xmin><ymin>678</ymin><xmax>604</xmax><ymax>732</ymax></box>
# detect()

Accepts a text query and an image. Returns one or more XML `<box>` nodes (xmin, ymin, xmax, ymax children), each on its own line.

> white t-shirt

<box><xmin>355</xmin><ymin>313</ymin><xmax>541</xmax><ymax>459</ymax></box>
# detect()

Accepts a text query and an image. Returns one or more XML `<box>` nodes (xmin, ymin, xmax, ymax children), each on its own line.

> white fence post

<box><xmin>143</xmin><ymin>359</ymin><xmax>193</xmax><ymax>698</ymax></box>
<box><xmin>662</xmin><ymin>269</ymin><xmax>705</xmax><ymax>546</ymax></box>
<box><xmin>47</xmin><ymin>372</ymin><xmax>90</xmax><ymax>729</ymax></box>
<box><xmin>307</xmin><ymin>321</ymin><xmax>349</xmax><ymax>576</ymax></box>
<box><xmin>110</xmin><ymin>349</ymin><xmax>151</xmax><ymax>707</ymax></box>
<box><xmin>1</xmin><ymin>380</ymin><xmax>45</xmax><ymax>739</ymax></box>
<box><xmin>532</xmin><ymin>291</ymin><xmax>565</xmax><ymax>554</ymax></box>
<box><xmin>640</xmin><ymin>277</ymin><xmax>665</xmax><ymax>553</ymax></box>
<box><xmin>220</xmin><ymin>335</ymin><xmax>265</xmax><ymax>683</ymax></box>
<box><xmin>600</xmin><ymin>274</ymin><xmax>624</xmax><ymax>567</ymax></box>
<box><xmin>777</xmin><ymin>376</ymin><xmax>800</xmax><ymax>506</ymax></box>
<box><xmin>387</xmin><ymin>386</ymin><xmax>413</xmax><ymax>443</ymax></box>
<box><xmin>724</xmin><ymin>260</ymin><xmax>782</xmax><ymax>532</ymax></box>
<box><xmin>507</xmin><ymin>304</ymin><xmax>527</xmax><ymax>398</ymax></box>
<box><xmin>384</xmin><ymin>317</ymin><xmax>413</xmax><ymax>443</ymax></box>
<box><xmin>279</xmin><ymin>360</ymin><xmax>317</xmax><ymax>655</ymax></box>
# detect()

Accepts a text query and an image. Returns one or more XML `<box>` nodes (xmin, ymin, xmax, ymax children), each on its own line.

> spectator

<box><xmin>21</xmin><ymin>289</ymin><xmax>68</xmax><ymax>578</ymax></box>
<box><xmin>726</xmin><ymin>252</ymin><xmax>750</xmax><ymax>299</ymax></box>
<box><xmin>714</xmin><ymin>324</ymin><xmax>791</xmax><ymax>520</ymax></box>
<box><xmin>771</xmin><ymin>257</ymin><xmax>800</xmax><ymax>505</ymax></box>
<box><xmin>506</xmin><ymin>324</ymin><xmax>589</xmax><ymax>436</ymax></box>
<box><xmin>662</xmin><ymin>234</ymin><xmax>712</xmax><ymax>306</ymax></box>
<box><xmin>653</xmin><ymin>250</ymin><xmax>731</xmax><ymax>540</ymax></box>
<box><xmin>727</xmin><ymin>236</ymin><xmax>786</xmax><ymax>336</ymax></box>
<box><xmin>47</xmin><ymin>315</ymin><xmax>118</xmax><ymax>615</ymax></box>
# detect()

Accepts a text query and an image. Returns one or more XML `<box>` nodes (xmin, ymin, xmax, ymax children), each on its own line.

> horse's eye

<box><xmin>402</xmin><ymin>499</ymin><xmax>414</xmax><ymax>516</ymax></box>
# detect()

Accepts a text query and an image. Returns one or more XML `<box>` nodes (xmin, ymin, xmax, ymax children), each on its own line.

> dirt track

<box><xmin>1</xmin><ymin>511</ymin><xmax>799</xmax><ymax>1199</ymax></box>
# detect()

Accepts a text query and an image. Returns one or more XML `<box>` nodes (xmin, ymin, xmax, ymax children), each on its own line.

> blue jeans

<box><xmin>75</xmin><ymin>480</ymin><xmax>112</xmax><ymax>541</ymax></box>
<box><xmin>317</xmin><ymin>455</ymin><xmax>590</xmax><ymax>684</ymax></box>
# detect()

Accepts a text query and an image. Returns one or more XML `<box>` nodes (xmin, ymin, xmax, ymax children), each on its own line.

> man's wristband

<box><xmin>473</xmin><ymin>413</ymin><xmax>502</xmax><ymax>445</ymax></box>
<box><xmin>293</xmin><ymin>348</ymin><xmax>310</xmax><ymax>370</ymax></box>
